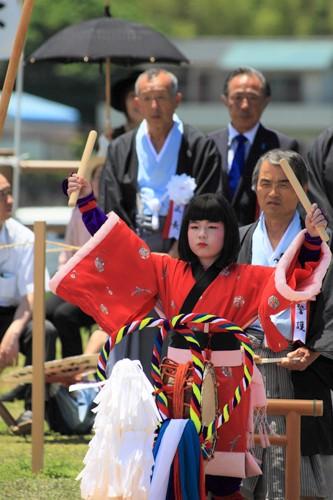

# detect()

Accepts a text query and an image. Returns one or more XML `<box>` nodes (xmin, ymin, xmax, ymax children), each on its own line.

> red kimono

<box><xmin>50</xmin><ymin>212</ymin><xmax>330</xmax><ymax>478</ymax></box>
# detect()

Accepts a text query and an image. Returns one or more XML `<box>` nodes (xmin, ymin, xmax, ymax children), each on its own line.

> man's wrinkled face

<box><xmin>0</xmin><ymin>174</ymin><xmax>13</xmax><ymax>224</ymax></box>
<box><xmin>223</xmin><ymin>74</ymin><xmax>269</xmax><ymax>133</ymax></box>
<box><xmin>135</xmin><ymin>73</ymin><xmax>181</xmax><ymax>130</ymax></box>
<box><xmin>256</xmin><ymin>161</ymin><xmax>300</xmax><ymax>220</ymax></box>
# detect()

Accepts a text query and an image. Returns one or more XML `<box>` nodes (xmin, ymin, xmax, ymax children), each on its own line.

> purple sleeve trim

<box><xmin>77</xmin><ymin>192</ymin><xmax>95</xmax><ymax>207</ymax></box>
<box><xmin>76</xmin><ymin>193</ymin><xmax>107</xmax><ymax>236</ymax></box>
<box><xmin>304</xmin><ymin>233</ymin><xmax>321</xmax><ymax>245</ymax></box>
<box><xmin>82</xmin><ymin>208</ymin><xmax>108</xmax><ymax>236</ymax></box>
<box><xmin>299</xmin><ymin>232</ymin><xmax>321</xmax><ymax>266</ymax></box>
<box><xmin>62</xmin><ymin>178</ymin><xmax>68</xmax><ymax>196</ymax></box>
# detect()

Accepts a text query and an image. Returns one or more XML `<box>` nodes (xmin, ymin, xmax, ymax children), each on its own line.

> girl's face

<box><xmin>187</xmin><ymin>219</ymin><xmax>225</xmax><ymax>269</ymax></box>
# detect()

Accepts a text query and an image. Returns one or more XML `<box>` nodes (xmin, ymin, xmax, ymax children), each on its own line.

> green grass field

<box><xmin>0</xmin><ymin>339</ymin><xmax>92</xmax><ymax>500</ymax></box>
<box><xmin>0</xmin><ymin>397</ymin><xmax>90</xmax><ymax>500</ymax></box>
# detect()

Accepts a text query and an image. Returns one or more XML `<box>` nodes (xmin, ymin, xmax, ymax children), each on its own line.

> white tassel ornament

<box><xmin>77</xmin><ymin>359</ymin><xmax>161</xmax><ymax>500</ymax></box>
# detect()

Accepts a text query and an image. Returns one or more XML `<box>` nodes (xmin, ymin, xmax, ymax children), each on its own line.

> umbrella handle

<box><xmin>279</xmin><ymin>159</ymin><xmax>330</xmax><ymax>243</ymax></box>
<box><xmin>68</xmin><ymin>130</ymin><xmax>98</xmax><ymax>207</ymax></box>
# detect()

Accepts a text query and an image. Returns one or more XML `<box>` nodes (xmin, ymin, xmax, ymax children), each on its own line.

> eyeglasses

<box><xmin>0</xmin><ymin>188</ymin><xmax>12</xmax><ymax>201</ymax></box>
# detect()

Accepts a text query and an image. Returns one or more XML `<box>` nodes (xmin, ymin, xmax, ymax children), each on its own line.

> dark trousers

<box><xmin>46</xmin><ymin>295</ymin><xmax>95</xmax><ymax>358</ymax></box>
<box><xmin>0</xmin><ymin>305</ymin><xmax>57</xmax><ymax>410</ymax></box>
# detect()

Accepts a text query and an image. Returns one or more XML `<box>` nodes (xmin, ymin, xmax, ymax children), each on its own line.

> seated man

<box><xmin>0</xmin><ymin>173</ymin><xmax>56</xmax><ymax>427</ymax></box>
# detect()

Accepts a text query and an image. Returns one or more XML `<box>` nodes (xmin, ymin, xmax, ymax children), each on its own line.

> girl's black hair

<box><xmin>178</xmin><ymin>193</ymin><xmax>240</xmax><ymax>269</ymax></box>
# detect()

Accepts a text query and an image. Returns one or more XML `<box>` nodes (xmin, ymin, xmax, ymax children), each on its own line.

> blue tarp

<box><xmin>6</xmin><ymin>91</ymin><xmax>80</xmax><ymax>124</ymax></box>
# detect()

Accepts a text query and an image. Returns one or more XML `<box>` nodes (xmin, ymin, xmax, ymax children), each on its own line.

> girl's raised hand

<box><xmin>305</xmin><ymin>203</ymin><xmax>328</xmax><ymax>238</ymax></box>
<box><xmin>67</xmin><ymin>173</ymin><xmax>92</xmax><ymax>199</ymax></box>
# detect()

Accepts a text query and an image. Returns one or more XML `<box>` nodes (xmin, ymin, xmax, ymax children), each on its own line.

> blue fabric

<box><xmin>153</xmin><ymin>419</ymin><xmax>171</xmax><ymax>460</ymax></box>
<box><xmin>252</xmin><ymin>211</ymin><xmax>302</xmax><ymax>267</ymax></box>
<box><xmin>228</xmin><ymin>134</ymin><xmax>247</xmax><ymax>195</ymax></box>
<box><xmin>176</xmin><ymin>420</ymin><xmax>202</xmax><ymax>500</ymax></box>
<box><xmin>152</xmin><ymin>419</ymin><xmax>202</xmax><ymax>500</ymax></box>
<box><xmin>136</xmin><ymin>118</ymin><xmax>183</xmax><ymax>216</ymax></box>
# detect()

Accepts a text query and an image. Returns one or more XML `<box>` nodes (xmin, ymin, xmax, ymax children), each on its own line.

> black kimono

<box><xmin>239</xmin><ymin>221</ymin><xmax>333</xmax><ymax>457</ymax></box>
<box><xmin>307</xmin><ymin>126</ymin><xmax>333</xmax><ymax>228</ymax></box>
<box><xmin>99</xmin><ymin>124</ymin><xmax>222</xmax><ymax>228</ymax></box>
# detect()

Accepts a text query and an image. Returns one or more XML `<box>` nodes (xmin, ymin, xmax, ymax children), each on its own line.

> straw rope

<box><xmin>0</xmin><ymin>240</ymin><xmax>80</xmax><ymax>252</ymax></box>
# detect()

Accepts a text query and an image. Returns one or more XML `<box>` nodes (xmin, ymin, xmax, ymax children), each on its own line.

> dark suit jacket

<box><xmin>238</xmin><ymin>221</ymin><xmax>333</xmax><ymax>455</ymax></box>
<box><xmin>209</xmin><ymin>123</ymin><xmax>299</xmax><ymax>225</ymax></box>
<box><xmin>307</xmin><ymin>126</ymin><xmax>333</xmax><ymax>227</ymax></box>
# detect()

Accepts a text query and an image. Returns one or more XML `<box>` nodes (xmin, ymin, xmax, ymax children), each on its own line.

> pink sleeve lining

<box><xmin>49</xmin><ymin>212</ymin><xmax>119</xmax><ymax>293</ymax></box>
<box><xmin>275</xmin><ymin>229</ymin><xmax>331</xmax><ymax>301</ymax></box>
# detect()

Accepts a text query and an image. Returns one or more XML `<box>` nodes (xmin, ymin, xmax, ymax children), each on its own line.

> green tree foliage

<box><xmin>6</xmin><ymin>0</ymin><xmax>333</xmax><ymax>127</ymax></box>
<box><xmin>25</xmin><ymin>0</ymin><xmax>333</xmax><ymax>46</ymax></box>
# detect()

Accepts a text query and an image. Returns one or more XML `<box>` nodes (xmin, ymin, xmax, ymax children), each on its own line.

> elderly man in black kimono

<box><xmin>98</xmin><ymin>68</ymin><xmax>222</xmax><ymax>375</ymax></box>
<box><xmin>238</xmin><ymin>149</ymin><xmax>333</xmax><ymax>500</ymax></box>
<box><xmin>99</xmin><ymin>67</ymin><xmax>222</xmax><ymax>254</ymax></box>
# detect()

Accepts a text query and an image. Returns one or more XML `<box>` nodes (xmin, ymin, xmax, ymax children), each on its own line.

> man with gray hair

<box><xmin>209</xmin><ymin>67</ymin><xmax>299</xmax><ymax>226</ymax></box>
<box><xmin>98</xmin><ymin>68</ymin><xmax>222</xmax><ymax>376</ymax></box>
<box><xmin>238</xmin><ymin>149</ymin><xmax>333</xmax><ymax>500</ymax></box>
<box><xmin>99</xmin><ymin>68</ymin><xmax>222</xmax><ymax>253</ymax></box>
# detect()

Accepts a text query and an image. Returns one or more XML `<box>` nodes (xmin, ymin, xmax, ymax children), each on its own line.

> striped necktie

<box><xmin>228</xmin><ymin>134</ymin><xmax>247</xmax><ymax>196</ymax></box>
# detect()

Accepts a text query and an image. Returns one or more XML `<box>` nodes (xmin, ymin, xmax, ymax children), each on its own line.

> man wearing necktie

<box><xmin>209</xmin><ymin>67</ymin><xmax>299</xmax><ymax>225</ymax></box>
<box><xmin>229</xmin><ymin>134</ymin><xmax>247</xmax><ymax>198</ymax></box>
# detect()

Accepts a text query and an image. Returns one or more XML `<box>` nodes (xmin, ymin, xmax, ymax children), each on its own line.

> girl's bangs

<box><xmin>187</xmin><ymin>195</ymin><xmax>224</xmax><ymax>222</ymax></box>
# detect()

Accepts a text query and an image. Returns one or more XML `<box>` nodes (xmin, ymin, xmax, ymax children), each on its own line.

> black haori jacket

<box><xmin>99</xmin><ymin>124</ymin><xmax>223</xmax><ymax>228</ymax></box>
<box><xmin>238</xmin><ymin>221</ymin><xmax>333</xmax><ymax>456</ymax></box>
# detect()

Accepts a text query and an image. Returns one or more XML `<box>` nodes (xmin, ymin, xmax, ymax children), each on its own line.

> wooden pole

<box><xmin>68</xmin><ymin>130</ymin><xmax>98</xmax><ymax>207</ymax></box>
<box><xmin>279</xmin><ymin>158</ymin><xmax>330</xmax><ymax>242</ymax></box>
<box><xmin>285</xmin><ymin>410</ymin><xmax>301</xmax><ymax>500</ymax></box>
<box><xmin>254</xmin><ymin>398</ymin><xmax>323</xmax><ymax>500</ymax></box>
<box><xmin>0</xmin><ymin>0</ymin><xmax>35</xmax><ymax>140</ymax></box>
<box><xmin>31</xmin><ymin>221</ymin><xmax>46</xmax><ymax>473</ymax></box>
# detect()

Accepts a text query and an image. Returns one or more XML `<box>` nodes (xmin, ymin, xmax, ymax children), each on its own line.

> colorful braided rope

<box><xmin>96</xmin><ymin>313</ymin><xmax>254</xmax><ymax>457</ymax></box>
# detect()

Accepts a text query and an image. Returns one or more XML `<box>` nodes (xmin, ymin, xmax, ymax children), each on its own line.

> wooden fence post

<box><xmin>254</xmin><ymin>398</ymin><xmax>323</xmax><ymax>500</ymax></box>
<box><xmin>31</xmin><ymin>221</ymin><xmax>46</xmax><ymax>473</ymax></box>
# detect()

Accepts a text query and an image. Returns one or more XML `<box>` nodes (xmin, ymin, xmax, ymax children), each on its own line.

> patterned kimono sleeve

<box><xmin>258</xmin><ymin>230</ymin><xmax>331</xmax><ymax>352</ymax></box>
<box><xmin>49</xmin><ymin>212</ymin><xmax>159</xmax><ymax>336</ymax></box>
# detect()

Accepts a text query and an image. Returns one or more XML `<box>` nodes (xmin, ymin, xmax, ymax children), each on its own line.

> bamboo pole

<box><xmin>31</xmin><ymin>221</ymin><xmax>46</xmax><ymax>473</ymax></box>
<box><xmin>0</xmin><ymin>0</ymin><xmax>35</xmax><ymax>139</ymax></box>
<box><xmin>20</xmin><ymin>160</ymin><xmax>80</xmax><ymax>172</ymax></box>
<box><xmin>279</xmin><ymin>158</ymin><xmax>330</xmax><ymax>242</ymax></box>
<box><xmin>68</xmin><ymin>130</ymin><xmax>97</xmax><ymax>207</ymax></box>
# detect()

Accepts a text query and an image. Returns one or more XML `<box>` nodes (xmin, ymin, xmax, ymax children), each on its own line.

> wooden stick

<box><xmin>279</xmin><ymin>159</ymin><xmax>330</xmax><ymax>242</ymax></box>
<box><xmin>20</xmin><ymin>160</ymin><xmax>80</xmax><ymax>171</ymax></box>
<box><xmin>32</xmin><ymin>221</ymin><xmax>46</xmax><ymax>473</ymax></box>
<box><xmin>254</xmin><ymin>356</ymin><xmax>302</xmax><ymax>365</ymax></box>
<box><xmin>0</xmin><ymin>401</ymin><xmax>18</xmax><ymax>428</ymax></box>
<box><xmin>68</xmin><ymin>130</ymin><xmax>98</xmax><ymax>207</ymax></box>
<box><xmin>0</xmin><ymin>0</ymin><xmax>35</xmax><ymax>140</ymax></box>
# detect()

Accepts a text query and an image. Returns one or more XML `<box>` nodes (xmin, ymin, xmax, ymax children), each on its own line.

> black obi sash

<box><xmin>169</xmin><ymin>263</ymin><xmax>239</xmax><ymax>351</ymax></box>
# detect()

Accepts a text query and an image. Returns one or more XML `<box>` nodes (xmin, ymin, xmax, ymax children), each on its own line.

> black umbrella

<box><xmin>28</xmin><ymin>16</ymin><xmax>189</xmax><ymax>134</ymax></box>
<box><xmin>29</xmin><ymin>17</ymin><xmax>189</xmax><ymax>66</ymax></box>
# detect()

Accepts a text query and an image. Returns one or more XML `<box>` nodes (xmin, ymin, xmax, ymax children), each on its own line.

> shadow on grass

<box><xmin>44</xmin><ymin>433</ymin><xmax>92</xmax><ymax>445</ymax></box>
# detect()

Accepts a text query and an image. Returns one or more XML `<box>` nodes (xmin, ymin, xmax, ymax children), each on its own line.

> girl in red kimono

<box><xmin>50</xmin><ymin>176</ymin><xmax>330</xmax><ymax>500</ymax></box>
